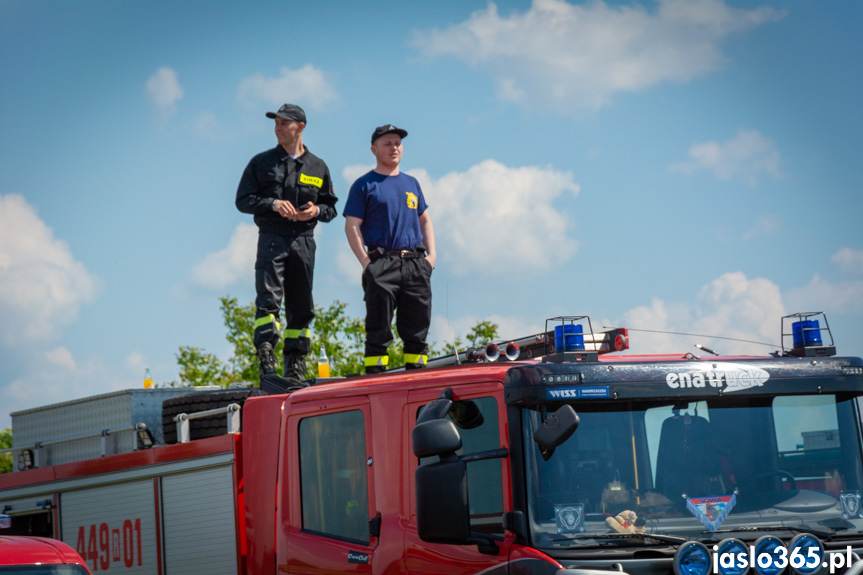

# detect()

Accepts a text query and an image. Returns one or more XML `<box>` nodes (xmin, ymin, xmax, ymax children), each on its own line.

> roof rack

<box><xmin>425</xmin><ymin>316</ymin><xmax>629</xmax><ymax>368</ymax></box>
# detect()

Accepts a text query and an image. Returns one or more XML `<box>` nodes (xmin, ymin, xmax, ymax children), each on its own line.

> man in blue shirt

<box><xmin>344</xmin><ymin>124</ymin><xmax>436</xmax><ymax>374</ymax></box>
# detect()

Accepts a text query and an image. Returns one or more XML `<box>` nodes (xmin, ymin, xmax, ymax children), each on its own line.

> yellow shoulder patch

<box><xmin>299</xmin><ymin>173</ymin><xmax>323</xmax><ymax>188</ymax></box>
<box><xmin>406</xmin><ymin>191</ymin><xmax>418</xmax><ymax>209</ymax></box>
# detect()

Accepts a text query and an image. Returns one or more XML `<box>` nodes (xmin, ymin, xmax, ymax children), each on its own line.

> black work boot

<box><xmin>285</xmin><ymin>354</ymin><xmax>306</xmax><ymax>381</ymax></box>
<box><xmin>365</xmin><ymin>365</ymin><xmax>385</xmax><ymax>375</ymax></box>
<box><xmin>257</xmin><ymin>343</ymin><xmax>276</xmax><ymax>377</ymax></box>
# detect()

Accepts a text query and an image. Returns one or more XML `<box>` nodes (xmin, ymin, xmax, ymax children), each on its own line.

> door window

<box><xmin>299</xmin><ymin>410</ymin><xmax>369</xmax><ymax>543</ymax></box>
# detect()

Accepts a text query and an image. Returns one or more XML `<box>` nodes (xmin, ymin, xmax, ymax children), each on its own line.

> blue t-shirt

<box><xmin>343</xmin><ymin>171</ymin><xmax>428</xmax><ymax>250</ymax></box>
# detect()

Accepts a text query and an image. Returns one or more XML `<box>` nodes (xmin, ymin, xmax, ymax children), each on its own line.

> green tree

<box><xmin>441</xmin><ymin>319</ymin><xmax>500</xmax><ymax>356</ymax></box>
<box><xmin>1</xmin><ymin>427</ymin><xmax>12</xmax><ymax>474</ymax></box>
<box><xmin>175</xmin><ymin>296</ymin><xmax>498</xmax><ymax>387</ymax></box>
<box><xmin>466</xmin><ymin>319</ymin><xmax>499</xmax><ymax>348</ymax></box>
<box><xmin>175</xmin><ymin>346</ymin><xmax>235</xmax><ymax>387</ymax></box>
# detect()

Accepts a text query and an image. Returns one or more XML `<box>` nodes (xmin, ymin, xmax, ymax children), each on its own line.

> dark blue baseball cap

<box><xmin>371</xmin><ymin>124</ymin><xmax>407</xmax><ymax>144</ymax></box>
<box><xmin>266</xmin><ymin>103</ymin><xmax>306</xmax><ymax>123</ymax></box>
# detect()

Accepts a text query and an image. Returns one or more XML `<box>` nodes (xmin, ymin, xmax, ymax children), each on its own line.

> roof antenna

<box><xmin>446</xmin><ymin>281</ymin><xmax>461</xmax><ymax>364</ymax></box>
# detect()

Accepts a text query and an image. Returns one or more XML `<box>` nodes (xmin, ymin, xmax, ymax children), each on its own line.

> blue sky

<box><xmin>1</xmin><ymin>0</ymin><xmax>861</xmax><ymax>428</ymax></box>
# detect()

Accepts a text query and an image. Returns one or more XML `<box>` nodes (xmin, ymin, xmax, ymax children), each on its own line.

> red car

<box><xmin>0</xmin><ymin>535</ymin><xmax>93</xmax><ymax>574</ymax></box>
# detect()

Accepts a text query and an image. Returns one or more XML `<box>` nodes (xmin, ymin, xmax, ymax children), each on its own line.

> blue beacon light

<box><xmin>792</xmin><ymin>320</ymin><xmax>823</xmax><ymax>349</ymax></box>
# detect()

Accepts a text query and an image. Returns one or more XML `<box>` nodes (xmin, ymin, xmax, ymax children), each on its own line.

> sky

<box><xmin>0</xmin><ymin>0</ymin><xmax>861</xmax><ymax>429</ymax></box>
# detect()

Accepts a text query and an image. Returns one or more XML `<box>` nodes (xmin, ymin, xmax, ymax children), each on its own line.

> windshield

<box><xmin>523</xmin><ymin>394</ymin><xmax>863</xmax><ymax>549</ymax></box>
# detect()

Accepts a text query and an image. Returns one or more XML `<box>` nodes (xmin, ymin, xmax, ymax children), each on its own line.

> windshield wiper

<box><xmin>553</xmin><ymin>532</ymin><xmax>689</xmax><ymax>545</ymax></box>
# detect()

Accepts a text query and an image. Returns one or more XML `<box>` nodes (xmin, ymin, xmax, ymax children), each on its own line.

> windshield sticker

<box><xmin>555</xmin><ymin>504</ymin><xmax>585</xmax><ymax>534</ymax></box>
<box><xmin>546</xmin><ymin>386</ymin><xmax>610</xmax><ymax>400</ymax></box>
<box><xmin>841</xmin><ymin>491</ymin><xmax>863</xmax><ymax>519</ymax></box>
<box><xmin>686</xmin><ymin>494</ymin><xmax>736</xmax><ymax>531</ymax></box>
<box><xmin>666</xmin><ymin>363</ymin><xmax>769</xmax><ymax>393</ymax></box>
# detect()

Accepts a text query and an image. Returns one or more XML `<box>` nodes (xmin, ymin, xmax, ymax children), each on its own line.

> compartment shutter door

<box><xmin>60</xmin><ymin>479</ymin><xmax>157</xmax><ymax>574</ymax></box>
<box><xmin>161</xmin><ymin>465</ymin><xmax>237</xmax><ymax>575</ymax></box>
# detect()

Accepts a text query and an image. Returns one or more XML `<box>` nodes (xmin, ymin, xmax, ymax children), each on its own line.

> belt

<box><xmin>369</xmin><ymin>247</ymin><xmax>424</xmax><ymax>260</ymax></box>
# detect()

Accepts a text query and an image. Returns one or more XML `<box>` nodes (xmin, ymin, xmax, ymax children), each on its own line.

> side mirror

<box><xmin>416</xmin><ymin>457</ymin><xmax>470</xmax><ymax>544</ymax></box>
<box><xmin>417</xmin><ymin>398</ymin><xmax>453</xmax><ymax>424</ymax></box>
<box><xmin>413</xmin><ymin>419</ymin><xmax>462</xmax><ymax>458</ymax></box>
<box><xmin>533</xmin><ymin>404</ymin><xmax>579</xmax><ymax>461</ymax></box>
<box><xmin>413</xmin><ymin>392</ymin><xmax>503</xmax><ymax>555</ymax></box>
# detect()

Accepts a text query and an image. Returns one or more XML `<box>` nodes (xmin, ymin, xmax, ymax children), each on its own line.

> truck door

<box><xmin>280</xmin><ymin>397</ymin><xmax>377</xmax><ymax>575</ymax></box>
<box><xmin>405</xmin><ymin>383</ymin><xmax>513</xmax><ymax>575</ymax></box>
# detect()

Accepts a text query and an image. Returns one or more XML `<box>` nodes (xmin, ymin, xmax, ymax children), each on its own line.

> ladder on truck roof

<box><xmin>425</xmin><ymin>316</ymin><xmax>629</xmax><ymax>369</ymax></box>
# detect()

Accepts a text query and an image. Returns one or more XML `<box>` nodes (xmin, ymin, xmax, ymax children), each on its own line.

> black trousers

<box><xmin>254</xmin><ymin>232</ymin><xmax>315</xmax><ymax>356</ymax></box>
<box><xmin>362</xmin><ymin>255</ymin><xmax>432</xmax><ymax>369</ymax></box>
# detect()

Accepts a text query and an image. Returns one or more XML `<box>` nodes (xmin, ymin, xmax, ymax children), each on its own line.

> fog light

<box><xmin>753</xmin><ymin>536</ymin><xmax>787</xmax><ymax>575</ymax></box>
<box><xmin>716</xmin><ymin>538</ymin><xmax>750</xmax><ymax>575</ymax></box>
<box><xmin>674</xmin><ymin>541</ymin><xmax>712</xmax><ymax>575</ymax></box>
<box><xmin>788</xmin><ymin>534</ymin><xmax>823</xmax><ymax>575</ymax></box>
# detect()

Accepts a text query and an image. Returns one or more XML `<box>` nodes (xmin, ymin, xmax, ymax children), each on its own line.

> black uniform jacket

<box><xmin>236</xmin><ymin>145</ymin><xmax>338</xmax><ymax>236</ymax></box>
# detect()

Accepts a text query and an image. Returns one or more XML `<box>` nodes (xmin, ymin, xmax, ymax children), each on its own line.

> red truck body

<box><xmin>0</xmin><ymin>365</ymin><xmax>523</xmax><ymax>574</ymax></box>
<box><xmin>3</xmin><ymin>316</ymin><xmax>863</xmax><ymax>575</ymax></box>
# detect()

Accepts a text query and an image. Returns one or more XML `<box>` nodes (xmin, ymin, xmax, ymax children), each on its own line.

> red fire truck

<box><xmin>1</xmin><ymin>313</ymin><xmax>863</xmax><ymax>575</ymax></box>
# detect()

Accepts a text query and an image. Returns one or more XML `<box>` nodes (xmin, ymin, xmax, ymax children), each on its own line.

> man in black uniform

<box><xmin>236</xmin><ymin>103</ymin><xmax>338</xmax><ymax>380</ymax></box>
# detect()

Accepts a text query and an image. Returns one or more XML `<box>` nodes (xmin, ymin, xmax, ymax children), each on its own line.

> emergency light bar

<box><xmin>543</xmin><ymin>316</ymin><xmax>629</xmax><ymax>363</ymax></box>
<box><xmin>781</xmin><ymin>312</ymin><xmax>836</xmax><ymax>357</ymax></box>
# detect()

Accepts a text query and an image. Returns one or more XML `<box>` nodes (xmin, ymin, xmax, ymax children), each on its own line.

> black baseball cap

<box><xmin>266</xmin><ymin>103</ymin><xmax>306</xmax><ymax>123</ymax></box>
<box><xmin>371</xmin><ymin>124</ymin><xmax>407</xmax><ymax>144</ymax></box>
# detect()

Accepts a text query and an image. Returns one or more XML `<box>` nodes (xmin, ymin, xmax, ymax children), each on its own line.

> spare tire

<box><xmin>161</xmin><ymin>388</ymin><xmax>263</xmax><ymax>444</ymax></box>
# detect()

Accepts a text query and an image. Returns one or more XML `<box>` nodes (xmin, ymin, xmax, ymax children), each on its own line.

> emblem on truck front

<box><xmin>666</xmin><ymin>363</ymin><xmax>769</xmax><ymax>392</ymax></box>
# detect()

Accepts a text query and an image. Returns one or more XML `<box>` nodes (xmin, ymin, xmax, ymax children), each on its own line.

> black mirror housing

<box><xmin>533</xmin><ymin>404</ymin><xmax>579</xmax><ymax>461</ymax></box>
<box><xmin>413</xmin><ymin>418</ymin><xmax>462</xmax><ymax>458</ymax></box>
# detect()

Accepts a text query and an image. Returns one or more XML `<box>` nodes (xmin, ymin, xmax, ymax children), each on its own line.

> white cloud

<box><xmin>340</xmin><ymin>160</ymin><xmax>580</xmax><ymax>275</ymax></box>
<box><xmin>786</xmin><ymin>274</ymin><xmax>863</xmax><ymax>315</ymax></box>
<box><xmin>426</xmin><ymin>272</ymin><xmax>788</xmax><ymax>359</ymax></box>
<box><xmin>45</xmin><ymin>347</ymin><xmax>76</xmax><ymax>370</ymax></box>
<box><xmin>342</xmin><ymin>164</ymin><xmax>373</xmax><ymax>186</ymax></box>
<box><xmin>189</xmin><ymin>223</ymin><xmax>257</xmax><ymax>289</ymax></box>
<box><xmin>1</xmin><ymin>356</ymin><xmax>133</xmax><ymax>428</ymax></box>
<box><xmin>238</xmin><ymin>65</ymin><xmax>337</xmax><ymax>111</ymax></box>
<box><xmin>0</xmin><ymin>194</ymin><xmax>101</xmax><ymax>345</ymax></box>
<box><xmin>670</xmin><ymin>129</ymin><xmax>781</xmax><ymax>183</ymax></box>
<box><xmin>622</xmin><ymin>272</ymin><xmax>785</xmax><ymax>355</ymax></box>
<box><xmin>411</xmin><ymin>0</ymin><xmax>783</xmax><ymax>112</ymax></box>
<box><xmin>336</xmin><ymin>245</ymin><xmax>362</xmax><ymax>287</ymax></box>
<box><xmin>430</xmin><ymin>313</ymin><xmax>542</xmax><ymax>350</ymax></box>
<box><xmin>145</xmin><ymin>66</ymin><xmax>184</xmax><ymax>116</ymax></box>
<box><xmin>831</xmin><ymin>247</ymin><xmax>863</xmax><ymax>276</ymax></box>
<box><xmin>420</xmin><ymin>160</ymin><xmax>580</xmax><ymax>274</ymax></box>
